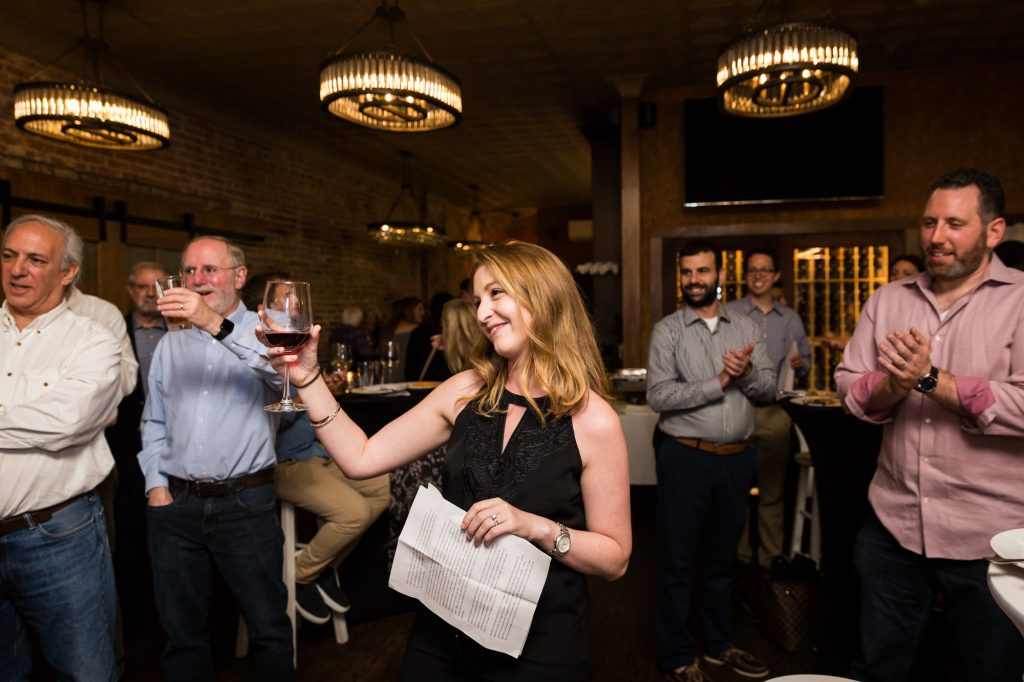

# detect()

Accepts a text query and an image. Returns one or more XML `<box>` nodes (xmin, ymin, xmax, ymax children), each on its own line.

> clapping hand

<box><xmin>878</xmin><ymin>327</ymin><xmax>932</xmax><ymax>394</ymax></box>
<box><xmin>722</xmin><ymin>341</ymin><xmax>756</xmax><ymax>378</ymax></box>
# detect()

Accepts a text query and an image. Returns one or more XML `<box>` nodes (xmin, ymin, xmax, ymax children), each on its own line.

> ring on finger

<box><xmin>180</xmin><ymin>303</ymin><xmax>184</xmax><ymax>310</ymax></box>
<box><xmin>490</xmin><ymin>513</ymin><xmax>499</xmax><ymax>526</ymax></box>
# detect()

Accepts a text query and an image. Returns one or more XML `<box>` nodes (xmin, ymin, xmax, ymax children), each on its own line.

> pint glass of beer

<box><xmin>155</xmin><ymin>275</ymin><xmax>193</xmax><ymax>330</ymax></box>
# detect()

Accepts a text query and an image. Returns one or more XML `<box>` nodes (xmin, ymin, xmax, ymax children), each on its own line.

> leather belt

<box><xmin>0</xmin><ymin>494</ymin><xmax>83</xmax><ymax>537</ymax></box>
<box><xmin>671</xmin><ymin>436</ymin><xmax>750</xmax><ymax>456</ymax></box>
<box><xmin>167</xmin><ymin>468</ymin><xmax>275</xmax><ymax>497</ymax></box>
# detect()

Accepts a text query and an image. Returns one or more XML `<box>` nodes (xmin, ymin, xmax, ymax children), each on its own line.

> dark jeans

<box><xmin>853</xmin><ymin>509</ymin><xmax>1024</xmax><ymax>682</ymax></box>
<box><xmin>147</xmin><ymin>483</ymin><xmax>293</xmax><ymax>682</ymax></box>
<box><xmin>654</xmin><ymin>434</ymin><xmax>757</xmax><ymax>672</ymax></box>
<box><xmin>0</xmin><ymin>492</ymin><xmax>117</xmax><ymax>681</ymax></box>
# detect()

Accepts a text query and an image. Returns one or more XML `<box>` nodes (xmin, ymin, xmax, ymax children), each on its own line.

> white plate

<box><xmin>790</xmin><ymin>396</ymin><xmax>842</xmax><ymax>408</ymax></box>
<box><xmin>991</xmin><ymin>529</ymin><xmax>1024</xmax><ymax>560</ymax></box>
<box><xmin>350</xmin><ymin>382</ymin><xmax>409</xmax><ymax>395</ymax></box>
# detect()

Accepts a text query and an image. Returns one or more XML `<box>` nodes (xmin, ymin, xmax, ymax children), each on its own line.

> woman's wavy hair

<box><xmin>442</xmin><ymin>298</ymin><xmax>485</xmax><ymax>373</ymax></box>
<box><xmin>466</xmin><ymin>241</ymin><xmax>609</xmax><ymax>423</ymax></box>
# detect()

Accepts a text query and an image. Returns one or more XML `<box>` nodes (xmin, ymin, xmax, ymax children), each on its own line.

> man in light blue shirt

<box><xmin>138</xmin><ymin>236</ymin><xmax>291</xmax><ymax>682</ymax></box>
<box><xmin>726</xmin><ymin>249</ymin><xmax>811</xmax><ymax>568</ymax></box>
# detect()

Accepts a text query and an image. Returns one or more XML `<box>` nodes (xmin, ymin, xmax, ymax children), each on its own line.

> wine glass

<box><xmin>382</xmin><ymin>340</ymin><xmax>399</xmax><ymax>384</ymax></box>
<box><xmin>332</xmin><ymin>342</ymin><xmax>352</xmax><ymax>375</ymax></box>
<box><xmin>261</xmin><ymin>281</ymin><xmax>313</xmax><ymax>412</ymax></box>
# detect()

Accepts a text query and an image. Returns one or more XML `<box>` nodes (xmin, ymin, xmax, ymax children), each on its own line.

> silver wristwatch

<box><xmin>551</xmin><ymin>523</ymin><xmax>571</xmax><ymax>558</ymax></box>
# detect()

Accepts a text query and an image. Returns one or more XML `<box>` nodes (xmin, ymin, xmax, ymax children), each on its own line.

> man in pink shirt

<box><xmin>836</xmin><ymin>167</ymin><xmax>1024</xmax><ymax>682</ymax></box>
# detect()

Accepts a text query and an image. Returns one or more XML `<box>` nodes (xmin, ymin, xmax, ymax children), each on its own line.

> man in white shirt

<box><xmin>0</xmin><ymin>215</ymin><xmax>122</xmax><ymax>681</ymax></box>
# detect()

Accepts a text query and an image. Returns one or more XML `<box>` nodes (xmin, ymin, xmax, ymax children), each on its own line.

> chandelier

<box><xmin>320</xmin><ymin>0</ymin><xmax>462</xmax><ymax>132</ymax></box>
<box><xmin>449</xmin><ymin>184</ymin><xmax>492</xmax><ymax>255</ymax></box>
<box><xmin>13</xmin><ymin>0</ymin><xmax>170</xmax><ymax>150</ymax></box>
<box><xmin>368</xmin><ymin>152</ymin><xmax>447</xmax><ymax>247</ymax></box>
<box><xmin>717</xmin><ymin>1</ymin><xmax>858</xmax><ymax>118</ymax></box>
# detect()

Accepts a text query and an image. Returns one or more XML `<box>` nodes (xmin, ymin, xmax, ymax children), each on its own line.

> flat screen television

<box><xmin>683</xmin><ymin>86</ymin><xmax>884</xmax><ymax>207</ymax></box>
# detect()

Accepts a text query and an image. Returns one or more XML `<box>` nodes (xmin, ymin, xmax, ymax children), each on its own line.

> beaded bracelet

<box><xmin>309</xmin><ymin>402</ymin><xmax>342</xmax><ymax>429</ymax></box>
<box><xmin>293</xmin><ymin>373</ymin><xmax>321</xmax><ymax>389</ymax></box>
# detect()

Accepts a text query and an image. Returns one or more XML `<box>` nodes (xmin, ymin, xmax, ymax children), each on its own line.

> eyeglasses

<box><xmin>747</xmin><ymin>268</ymin><xmax>776</xmax><ymax>276</ymax></box>
<box><xmin>181</xmin><ymin>265</ymin><xmax>241</xmax><ymax>277</ymax></box>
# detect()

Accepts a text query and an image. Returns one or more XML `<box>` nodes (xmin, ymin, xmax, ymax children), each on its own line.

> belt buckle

<box><xmin>193</xmin><ymin>479</ymin><xmax>223</xmax><ymax>496</ymax></box>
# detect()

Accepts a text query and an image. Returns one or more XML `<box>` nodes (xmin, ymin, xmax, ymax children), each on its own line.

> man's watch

<box><xmin>551</xmin><ymin>522</ymin><xmax>571</xmax><ymax>558</ymax></box>
<box><xmin>213</xmin><ymin>317</ymin><xmax>234</xmax><ymax>341</ymax></box>
<box><xmin>914</xmin><ymin>365</ymin><xmax>939</xmax><ymax>394</ymax></box>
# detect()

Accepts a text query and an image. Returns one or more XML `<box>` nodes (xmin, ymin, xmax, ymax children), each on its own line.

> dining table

<box><xmin>988</xmin><ymin>563</ymin><xmax>1024</xmax><ymax>638</ymax></box>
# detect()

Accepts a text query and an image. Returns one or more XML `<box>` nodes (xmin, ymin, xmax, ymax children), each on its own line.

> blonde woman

<box><xmin>263</xmin><ymin>241</ymin><xmax>631</xmax><ymax>680</ymax></box>
<box><xmin>433</xmin><ymin>298</ymin><xmax>485</xmax><ymax>373</ymax></box>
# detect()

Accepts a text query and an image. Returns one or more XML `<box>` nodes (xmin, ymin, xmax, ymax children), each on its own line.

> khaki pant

<box><xmin>273</xmin><ymin>457</ymin><xmax>390</xmax><ymax>584</ymax></box>
<box><xmin>738</xmin><ymin>403</ymin><xmax>791</xmax><ymax>567</ymax></box>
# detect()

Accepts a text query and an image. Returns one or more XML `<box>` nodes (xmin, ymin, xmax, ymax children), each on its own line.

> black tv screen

<box><xmin>683</xmin><ymin>87</ymin><xmax>884</xmax><ymax>206</ymax></box>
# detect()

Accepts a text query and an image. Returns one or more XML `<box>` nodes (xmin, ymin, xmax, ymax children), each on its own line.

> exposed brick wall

<box><xmin>0</xmin><ymin>45</ymin><xmax>480</xmax><ymax>330</ymax></box>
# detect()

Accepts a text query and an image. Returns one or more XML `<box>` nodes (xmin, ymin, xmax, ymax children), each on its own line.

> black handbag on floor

<box><xmin>759</xmin><ymin>555</ymin><xmax>822</xmax><ymax>653</ymax></box>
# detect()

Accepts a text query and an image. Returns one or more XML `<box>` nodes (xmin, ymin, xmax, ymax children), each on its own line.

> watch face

<box><xmin>555</xmin><ymin>533</ymin><xmax>571</xmax><ymax>554</ymax></box>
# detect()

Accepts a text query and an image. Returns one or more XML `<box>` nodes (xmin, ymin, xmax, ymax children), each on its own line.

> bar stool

<box><xmin>236</xmin><ymin>501</ymin><xmax>349</xmax><ymax>667</ymax></box>
<box><xmin>789</xmin><ymin>426</ymin><xmax>821</xmax><ymax>568</ymax></box>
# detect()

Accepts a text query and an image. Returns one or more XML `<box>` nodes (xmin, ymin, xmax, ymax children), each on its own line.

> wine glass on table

<box><xmin>382</xmin><ymin>340</ymin><xmax>399</xmax><ymax>384</ymax></box>
<box><xmin>332</xmin><ymin>342</ymin><xmax>352</xmax><ymax>375</ymax></box>
<box><xmin>261</xmin><ymin>280</ymin><xmax>313</xmax><ymax>412</ymax></box>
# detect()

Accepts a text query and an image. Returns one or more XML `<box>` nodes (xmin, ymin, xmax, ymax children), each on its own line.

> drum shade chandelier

<box><xmin>13</xmin><ymin>0</ymin><xmax>170</xmax><ymax>150</ymax></box>
<box><xmin>320</xmin><ymin>0</ymin><xmax>462</xmax><ymax>132</ymax></box>
<box><xmin>368</xmin><ymin>152</ymin><xmax>447</xmax><ymax>247</ymax></box>
<box><xmin>716</xmin><ymin>0</ymin><xmax>858</xmax><ymax>118</ymax></box>
<box><xmin>449</xmin><ymin>184</ymin><xmax>492</xmax><ymax>255</ymax></box>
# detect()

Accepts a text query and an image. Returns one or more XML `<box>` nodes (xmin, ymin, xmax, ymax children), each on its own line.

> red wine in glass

<box><xmin>263</xmin><ymin>331</ymin><xmax>309</xmax><ymax>352</ymax></box>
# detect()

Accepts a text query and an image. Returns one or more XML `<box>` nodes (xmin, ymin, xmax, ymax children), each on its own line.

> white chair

<box><xmin>236</xmin><ymin>501</ymin><xmax>349</xmax><ymax>667</ymax></box>
<box><xmin>789</xmin><ymin>426</ymin><xmax>821</xmax><ymax>568</ymax></box>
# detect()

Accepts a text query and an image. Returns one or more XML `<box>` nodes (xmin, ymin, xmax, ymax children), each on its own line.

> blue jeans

<box><xmin>0</xmin><ymin>492</ymin><xmax>117</xmax><ymax>681</ymax></box>
<box><xmin>853</xmin><ymin>509</ymin><xmax>1024</xmax><ymax>682</ymax></box>
<box><xmin>654</xmin><ymin>433</ymin><xmax>757</xmax><ymax>672</ymax></box>
<box><xmin>146</xmin><ymin>483</ymin><xmax>293</xmax><ymax>682</ymax></box>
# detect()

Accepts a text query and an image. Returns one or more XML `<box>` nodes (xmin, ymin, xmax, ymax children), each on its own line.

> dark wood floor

<box><xmin>36</xmin><ymin>486</ymin><xmax>964</xmax><ymax>681</ymax></box>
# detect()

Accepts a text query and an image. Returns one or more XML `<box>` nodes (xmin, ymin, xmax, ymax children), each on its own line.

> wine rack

<box><xmin>794</xmin><ymin>245</ymin><xmax>889</xmax><ymax>392</ymax></box>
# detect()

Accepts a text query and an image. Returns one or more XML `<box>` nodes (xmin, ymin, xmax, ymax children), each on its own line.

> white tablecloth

<box><xmin>988</xmin><ymin>563</ymin><xmax>1024</xmax><ymax>638</ymax></box>
<box><xmin>615</xmin><ymin>402</ymin><xmax>659</xmax><ymax>485</ymax></box>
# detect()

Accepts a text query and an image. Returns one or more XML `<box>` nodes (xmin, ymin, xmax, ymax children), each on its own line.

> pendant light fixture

<box><xmin>368</xmin><ymin>151</ymin><xmax>447</xmax><ymax>247</ymax></box>
<box><xmin>449</xmin><ymin>184</ymin><xmax>493</xmax><ymax>255</ymax></box>
<box><xmin>716</xmin><ymin>0</ymin><xmax>858</xmax><ymax>118</ymax></box>
<box><xmin>320</xmin><ymin>0</ymin><xmax>462</xmax><ymax>132</ymax></box>
<box><xmin>13</xmin><ymin>0</ymin><xmax>170</xmax><ymax>150</ymax></box>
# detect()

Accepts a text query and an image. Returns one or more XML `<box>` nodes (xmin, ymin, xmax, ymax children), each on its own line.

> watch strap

<box><xmin>213</xmin><ymin>318</ymin><xmax>235</xmax><ymax>341</ymax></box>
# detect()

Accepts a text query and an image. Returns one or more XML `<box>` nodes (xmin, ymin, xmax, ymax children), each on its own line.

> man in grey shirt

<box><xmin>647</xmin><ymin>239</ymin><xmax>775</xmax><ymax>682</ymax></box>
<box><xmin>726</xmin><ymin>249</ymin><xmax>811</xmax><ymax>568</ymax></box>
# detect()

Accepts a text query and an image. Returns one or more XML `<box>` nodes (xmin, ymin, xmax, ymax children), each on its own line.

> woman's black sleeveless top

<box><xmin>440</xmin><ymin>388</ymin><xmax>591</xmax><ymax>670</ymax></box>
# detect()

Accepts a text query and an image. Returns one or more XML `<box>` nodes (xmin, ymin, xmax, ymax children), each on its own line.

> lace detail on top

<box><xmin>461</xmin><ymin>389</ymin><xmax>576</xmax><ymax>503</ymax></box>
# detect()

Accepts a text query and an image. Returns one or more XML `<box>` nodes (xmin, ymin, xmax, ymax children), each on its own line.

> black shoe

<box><xmin>295</xmin><ymin>582</ymin><xmax>331</xmax><ymax>624</ymax></box>
<box><xmin>703</xmin><ymin>646</ymin><xmax>769</xmax><ymax>679</ymax></box>
<box><xmin>315</xmin><ymin>569</ymin><xmax>351</xmax><ymax>613</ymax></box>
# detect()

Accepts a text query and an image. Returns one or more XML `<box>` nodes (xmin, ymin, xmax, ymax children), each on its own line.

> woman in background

<box><xmin>436</xmin><ymin>298</ymin><xmax>484</xmax><ymax>374</ymax></box>
<box><xmin>263</xmin><ymin>241</ymin><xmax>631</xmax><ymax>680</ymax></box>
<box><xmin>889</xmin><ymin>253</ymin><xmax>925</xmax><ymax>281</ymax></box>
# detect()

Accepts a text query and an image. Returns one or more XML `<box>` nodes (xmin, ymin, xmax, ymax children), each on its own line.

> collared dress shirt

<box><xmin>66</xmin><ymin>287</ymin><xmax>138</xmax><ymax>401</ymax></box>
<box><xmin>836</xmin><ymin>256</ymin><xmax>1024</xmax><ymax>560</ymax></box>
<box><xmin>137</xmin><ymin>302</ymin><xmax>283</xmax><ymax>493</ymax></box>
<box><xmin>0</xmin><ymin>301</ymin><xmax>122</xmax><ymax>517</ymax></box>
<box><xmin>130</xmin><ymin>312</ymin><xmax>167</xmax><ymax>398</ymax></box>
<box><xmin>725</xmin><ymin>297</ymin><xmax>811</xmax><ymax>385</ymax></box>
<box><xmin>647</xmin><ymin>304</ymin><xmax>776</xmax><ymax>443</ymax></box>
